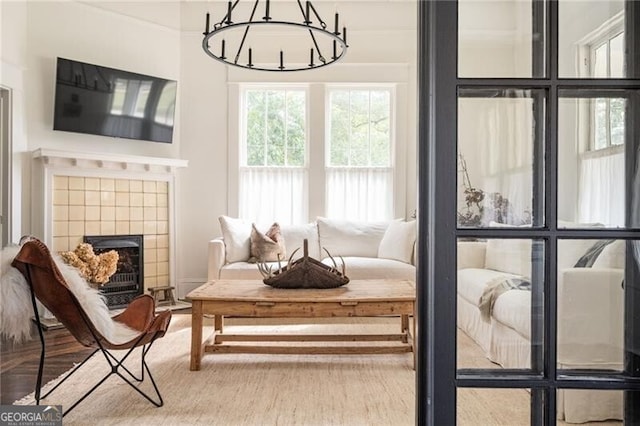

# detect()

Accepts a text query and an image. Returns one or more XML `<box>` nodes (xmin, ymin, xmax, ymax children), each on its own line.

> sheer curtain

<box><xmin>325</xmin><ymin>168</ymin><xmax>393</xmax><ymax>221</ymax></box>
<box><xmin>473</xmin><ymin>94</ymin><xmax>534</xmax><ymax>224</ymax></box>
<box><xmin>578</xmin><ymin>149</ymin><xmax>625</xmax><ymax>227</ymax></box>
<box><xmin>239</xmin><ymin>167</ymin><xmax>308</xmax><ymax>225</ymax></box>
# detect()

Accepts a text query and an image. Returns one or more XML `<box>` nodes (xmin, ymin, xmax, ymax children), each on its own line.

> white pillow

<box><xmin>219</xmin><ymin>216</ymin><xmax>252</xmax><ymax>263</ymax></box>
<box><xmin>485</xmin><ymin>239</ymin><xmax>532</xmax><ymax>277</ymax></box>
<box><xmin>280</xmin><ymin>222</ymin><xmax>321</xmax><ymax>260</ymax></box>
<box><xmin>317</xmin><ymin>217</ymin><xmax>388</xmax><ymax>258</ymax></box>
<box><xmin>592</xmin><ymin>240</ymin><xmax>625</xmax><ymax>269</ymax></box>
<box><xmin>378</xmin><ymin>219</ymin><xmax>417</xmax><ymax>264</ymax></box>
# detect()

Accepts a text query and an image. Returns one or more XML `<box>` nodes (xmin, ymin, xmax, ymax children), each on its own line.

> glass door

<box><xmin>417</xmin><ymin>0</ymin><xmax>640</xmax><ymax>424</ymax></box>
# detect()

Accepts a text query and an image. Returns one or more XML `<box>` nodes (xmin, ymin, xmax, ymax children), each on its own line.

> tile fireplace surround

<box><xmin>32</xmin><ymin>148</ymin><xmax>187</xmax><ymax>295</ymax></box>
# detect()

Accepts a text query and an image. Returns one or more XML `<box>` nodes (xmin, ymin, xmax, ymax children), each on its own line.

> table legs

<box><xmin>190</xmin><ymin>300</ymin><xmax>203</xmax><ymax>371</ymax></box>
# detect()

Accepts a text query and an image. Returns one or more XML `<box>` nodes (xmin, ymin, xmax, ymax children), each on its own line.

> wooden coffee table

<box><xmin>186</xmin><ymin>279</ymin><xmax>416</xmax><ymax>371</ymax></box>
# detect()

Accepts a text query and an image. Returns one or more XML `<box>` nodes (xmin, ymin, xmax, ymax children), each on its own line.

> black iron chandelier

<box><xmin>202</xmin><ymin>0</ymin><xmax>348</xmax><ymax>72</ymax></box>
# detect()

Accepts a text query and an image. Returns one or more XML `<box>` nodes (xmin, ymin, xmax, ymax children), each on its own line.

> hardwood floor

<box><xmin>1</xmin><ymin>321</ymin><xmax>95</xmax><ymax>404</ymax></box>
<box><xmin>1</xmin><ymin>306</ymin><xmax>190</xmax><ymax>405</ymax></box>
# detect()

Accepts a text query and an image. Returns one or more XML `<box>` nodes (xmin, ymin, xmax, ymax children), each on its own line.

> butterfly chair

<box><xmin>11</xmin><ymin>238</ymin><xmax>172</xmax><ymax>417</ymax></box>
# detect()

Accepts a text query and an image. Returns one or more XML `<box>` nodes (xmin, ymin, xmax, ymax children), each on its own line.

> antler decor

<box><xmin>258</xmin><ymin>239</ymin><xmax>349</xmax><ymax>289</ymax></box>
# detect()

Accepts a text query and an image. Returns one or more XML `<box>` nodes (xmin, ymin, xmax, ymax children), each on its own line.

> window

<box><xmin>238</xmin><ymin>87</ymin><xmax>308</xmax><ymax>225</ymax></box>
<box><xmin>326</xmin><ymin>88</ymin><xmax>394</xmax><ymax>221</ymax></box>
<box><xmin>233</xmin><ymin>83</ymin><xmax>401</xmax><ymax>225</ymax></box>
<box><xmin>584</xmin><ymin>20</ymin><xmax>625</xmax><ymax>150</ymax></box>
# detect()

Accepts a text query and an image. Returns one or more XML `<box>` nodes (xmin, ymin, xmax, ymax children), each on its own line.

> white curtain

<box><xmin>578</xmin><ymin>150</ymin><xmax>625</xmax><ymax>227</ymax></box>
<box><xmin>239</xmin><ymin>167</ymin><xmax>308</xmax><ymax>225</ymax></box>
<box><xmin>472</xmin><ymin>95</ymin><xmax>534</xmax><ymax>224</ymax></box>
<box><xmin>326</xmin><ymin>168</ymin><xmax>393</xmax><ymax>222</ymax></box>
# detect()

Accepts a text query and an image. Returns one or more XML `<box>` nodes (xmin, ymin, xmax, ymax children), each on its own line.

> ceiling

<box><xmin>78</xmin><ymin>0</ymin><xmax>417</xmax><ymax>32</ymax></box>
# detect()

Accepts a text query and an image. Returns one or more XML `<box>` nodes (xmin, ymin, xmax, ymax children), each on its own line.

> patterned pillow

<box><xmin>250</xmin><ymin>223</ymin><xmax>286</xmax><ymax>262</ymax></box>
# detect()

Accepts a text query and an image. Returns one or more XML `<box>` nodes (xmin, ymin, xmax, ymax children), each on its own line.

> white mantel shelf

<box><xmin>33</xmin><ymin>148</ymin><xmax>188</xmax><ymax>173</ymax></box>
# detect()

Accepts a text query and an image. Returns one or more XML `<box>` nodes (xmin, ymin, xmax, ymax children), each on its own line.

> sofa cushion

<box><xmin>485</xmin><ymin>239</ymin><xmax>531</xmax><ymax>277</ymax></box>
<box><xmin>219</xmin><ymin>216</ymin><xmax>251</xmax><ymax>263</ymax></box>
<box><xmin>250</xmin><ymin>223</ymin><xmax>286</xmax><ymax>262</ymax></box>
<box><xmin>317</xmin><ymin>217</ymin><xmax>388</xmax><ymax>258</ymax></box>
<box><xmin>321</xmin><ymin>257</ymin><xmax>415</xmax><ymax>281</ymax></box>
<box><xmin>378</xmin><ymin>219</ymin><xmax>416</xmax><ymax>264</ymax></box>
<box><xmin>280</xmin><ymin>222</ymin><xmax>321</xmax><ymax>260</ymax></box>
<box><xmin>220</xmin><ymin>261</ymin><xmax>281</xmax><ymax>280</ymax></box>
<box><xmin>457</xmin><ymin>268</ymin><xmax>519</xmax><ymax>307</ymax></box>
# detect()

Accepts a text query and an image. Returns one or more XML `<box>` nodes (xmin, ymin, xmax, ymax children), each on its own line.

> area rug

<box><xmin>15</xmin><ymin>315</ymin><xmax>415</xmax><ymax>426</ymax></box>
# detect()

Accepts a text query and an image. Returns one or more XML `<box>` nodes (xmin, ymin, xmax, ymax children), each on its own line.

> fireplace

<box><xmin>84</xmin><ymin>234</ymin><xmax>144</xmax><ymax>309</ymax></box>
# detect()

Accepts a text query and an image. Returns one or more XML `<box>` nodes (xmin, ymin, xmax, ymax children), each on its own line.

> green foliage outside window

<box><xmin>328</xmin><ymin>89</ymin><xmax>391</xmax><ymax>167</ymax></box>
<box><xmin>244</xmin><ymin>89</ymin><xmax>306</xmax><ymax>167</ymax></box>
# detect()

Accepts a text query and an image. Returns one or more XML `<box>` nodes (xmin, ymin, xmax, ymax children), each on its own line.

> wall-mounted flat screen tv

<box><xmin>53</xmin><ymin>57</ymin><xmax>177</xmax><ymax>143</ymax></box>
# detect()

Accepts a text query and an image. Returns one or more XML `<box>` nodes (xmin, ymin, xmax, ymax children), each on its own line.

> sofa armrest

<box><xmin>208</xmin><ymin>238</ymin><xmax>226</xmax><ymax>281</ymax></box>
<box><xmin>457</xmin><ymin>241</ymin><xmax>487</xmax><ymax>270</ymax></box>
<box><xmin>558</xmin><ymin>267</ymin><xmax>624</xmax><ymax>365</ymax></box>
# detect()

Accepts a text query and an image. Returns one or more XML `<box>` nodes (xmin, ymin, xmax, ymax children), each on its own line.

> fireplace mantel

<box><xmin>33</xmin><ymin>148</ymin><xmax>188</xmax><ymax>173</ymax></box>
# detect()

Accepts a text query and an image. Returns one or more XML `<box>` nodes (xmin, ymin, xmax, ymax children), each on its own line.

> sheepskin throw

<box><xmin>1</xmin><ymin>243</ymin><xmax>138</xmax><ymax>345</ymax></box>
<box><xmin>1</xmin><ymin>245</ymin><xmax>33</xmax><ymax>342</ymax></box>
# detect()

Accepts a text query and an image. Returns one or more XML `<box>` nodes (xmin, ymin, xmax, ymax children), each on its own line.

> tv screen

<box><xmin>53</xmin><ymin>57</ymin><xmax>177</xmax><ymax>143</ymax></box>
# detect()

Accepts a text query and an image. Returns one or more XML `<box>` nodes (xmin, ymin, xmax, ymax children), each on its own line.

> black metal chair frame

<box><xmin>25</xmin><ymin>266</ymin><xmax>164</xmax><ymax>417</ymax></box>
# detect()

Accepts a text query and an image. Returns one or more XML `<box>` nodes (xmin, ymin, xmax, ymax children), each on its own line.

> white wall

<box><xmin>1</xmin><ymin>1</ymin><xmax>29</xmax><ymax>243</ymax></box>
<box><xmin>1</xmin><ymin>0</ymin><xmax>418</xmax><ymax>290</ymax></box>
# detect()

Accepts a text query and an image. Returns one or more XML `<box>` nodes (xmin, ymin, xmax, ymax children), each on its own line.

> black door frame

<box><xmin>416</xmin><ymin>1</ymin><xmax>640</xmax><ymax>424</ymax></box>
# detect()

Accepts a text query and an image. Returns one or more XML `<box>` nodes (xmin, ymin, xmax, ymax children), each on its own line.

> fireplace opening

<box><xmin>83</xmin><ymin>234</ymin><xmax>144</xmax><ymax>309</ymax></box>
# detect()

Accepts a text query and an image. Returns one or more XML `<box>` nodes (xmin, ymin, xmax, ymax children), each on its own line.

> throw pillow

<box><xmin>218</xmin><ymin>216</ymin><xmax>252</xmax><ymax>263</ymax></box>
<box><xmin>317</xmin><ymin>217</ymin><xmax>388</xmax><ymax>258</ymax></box>
<box><xmin>250</xmin><ymin>223</ymin><xmax>286</xmax><ymax>262</ymax></box>
<box><xmin>378</xmin><ymin>219</ymin><xmax>417</xmax><ymax>264</ymax></box>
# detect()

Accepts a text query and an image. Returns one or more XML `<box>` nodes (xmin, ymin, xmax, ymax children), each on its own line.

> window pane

<box><xmin>593</xmin><ymin>43</ymin><xmax>608</xmax><ymax>78</ymax></box>
<box><xmin>246</xmin><ymin>91</ymin><xmax>266</xmax><ymax>166</ymax></box>
<box><xmin>457</xmin><ymin>89</ymin><xmax>541</xmax><ymax>227</ymax></box>
<box><xmin>557</xmin><ymin>92</ymin><xmax>633</xmax><ymax>228</ymax></box>
<box><xmin>266</xmin><ymin>91</ymin><xmax>285</xmax><ymax>166</ymax></box>
<box><xmin>286</xmin><ymin>91</ymin><xmax>306</xmax><ymax>167</ymax></box>
<box><xmin>594</xmin><ymin>98</ymin><xmax>608</xmax><ymax>150</ymax></box>
<box><xmin>457</xmin><ymin>388</ymin><xmax>531</xmax><ymax>424</ymax></box>
<box><xmin>610</xmin><ymin>32</ymin><xmax>625</xmax><ymax>78</ymax></box>
<box><xmin>557</xmin><ymin>239</ymin><xmax>628</xmax><ymax>373</ymax></box>
<box><xmin>458</xmin><ymin>0</ymin><xmax>543</xmax><ymax>78</ymax></box>
<box><xmin>457</xmin><ymin>238</ymin><xmax>544</xmax><ymax>372</ymax></box>
<box><xmin>326</xmin><ymin>88</ymin><xmax>393</xmax><ymax>222</ymax></box>
<box><xmin>557</xmin><ymin>389</ymin><xmax>625</xmax><ymax>424</ymax></box>
<box><xmin>610</xmin><ymin>98</ymin><xmax>625</xmax><ymax>146</ymax></box>
<box><xmin>329</xmin><ymin>91</ymin><xmax>350</xmax><ymax>166</ymax></box>
<box><xmin>559</xmin><ymin>0</ymin><xmax>634</xmax><ymax>78</ymax></box>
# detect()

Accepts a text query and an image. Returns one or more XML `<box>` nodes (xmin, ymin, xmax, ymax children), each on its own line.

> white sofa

<box><xmin>457</xmin><ymin>237</ymin><xmax>626</xmax><ymax>423</ymax></box>
<box><xmin>208</xmin><ymin>217</ymin><xmax>416</xmax><ymax>282</ymax></box>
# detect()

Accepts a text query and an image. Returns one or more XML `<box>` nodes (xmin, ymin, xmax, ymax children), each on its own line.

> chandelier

<box><xmin>202</xmin><ymin>0</ymin><xmax>348</xmax><ymax>72</ymax></box>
